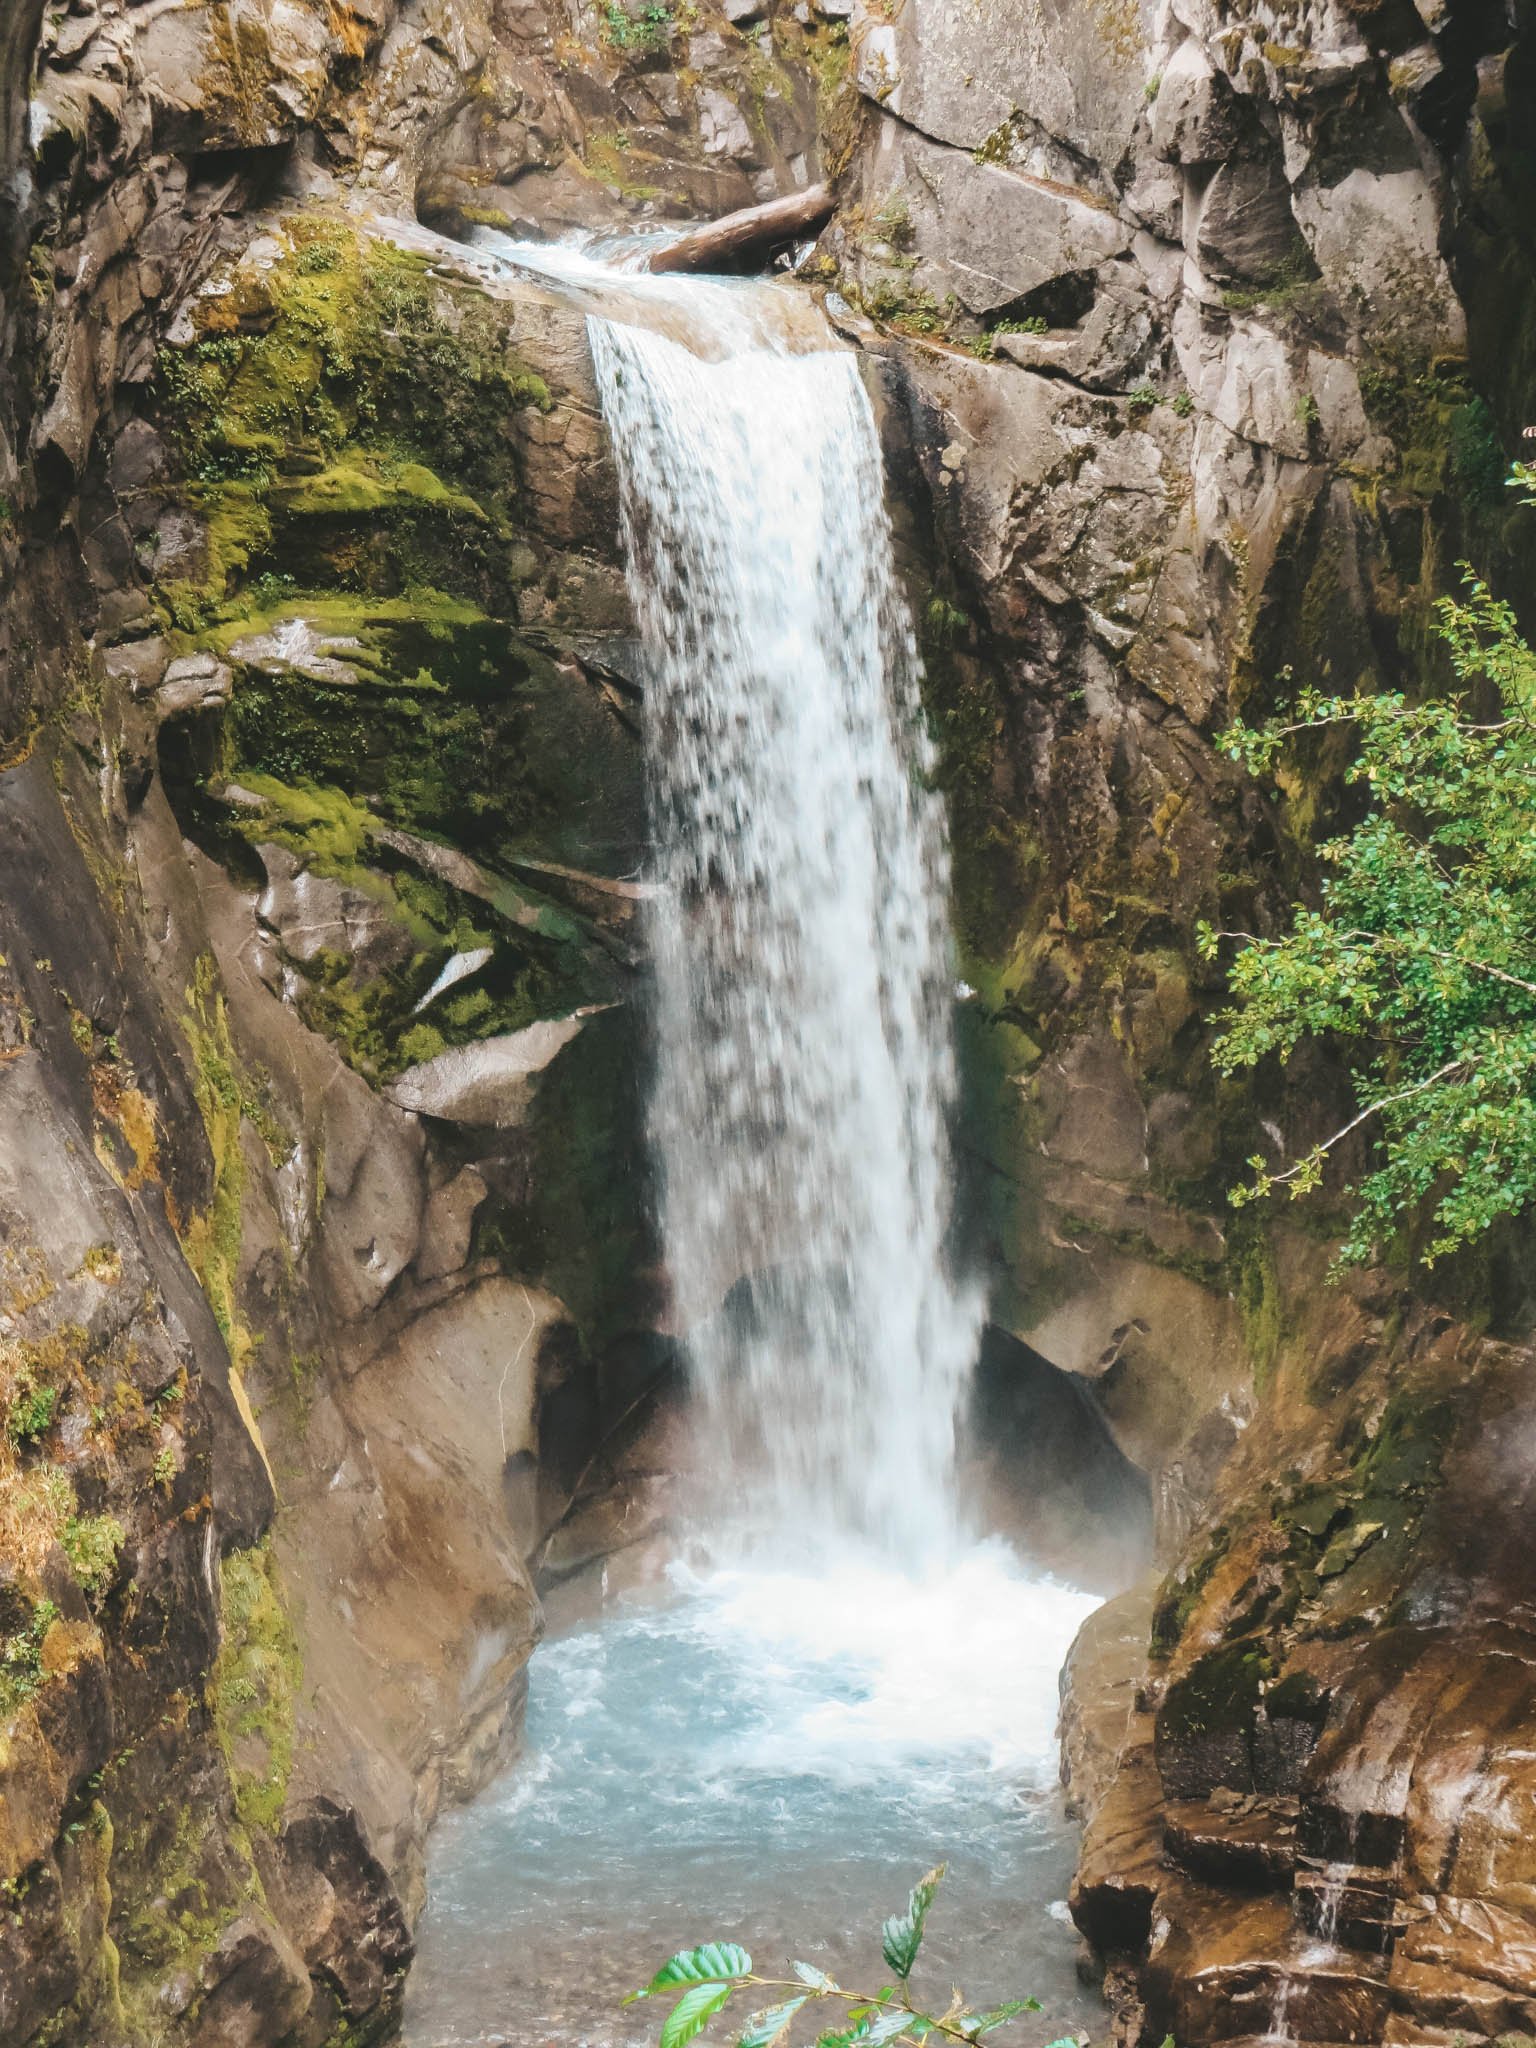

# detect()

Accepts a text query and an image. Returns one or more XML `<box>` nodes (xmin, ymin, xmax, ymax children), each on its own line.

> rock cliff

<box><xmin>0</xmin><ymin>0</ymin><xmax>1533</xmax><ymax>2041</ymax></box>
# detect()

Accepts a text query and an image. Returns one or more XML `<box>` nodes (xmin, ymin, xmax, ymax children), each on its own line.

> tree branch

<box><xmin>1206</xmin><ymin>928</ymin><xmax>1536</xmax><ymax>1001</ymax></box>
<box><xmin>1263</xmin><ymin>1058</ymin><xmax>1467</xmax><ymax>1188</ymax></box>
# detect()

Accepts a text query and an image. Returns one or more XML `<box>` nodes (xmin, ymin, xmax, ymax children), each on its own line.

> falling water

<box><xmin>1314</xmin><ymin>1811</ymin><xmax>1359</xmax><ymax>1948</ymax></box>
<box><xmin>588</xmin><ymin>298</ymin><xmax>981</xmax><ymax>1560</ymax></box>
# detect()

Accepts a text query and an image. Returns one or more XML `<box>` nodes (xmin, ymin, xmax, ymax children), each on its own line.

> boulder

<box><xmin>878</xmin><ymin>129</ymin><xmax>1131</xmax><ymax>317</ymax></box>
<box><xmin>850</xmin><ymin>0</ymin><xmax>1150</xmax><ymax>173</ymax></box>
<box><xmin>1149</xmin><ymin>39</ymin><xmax>1260</xmax><ymax>165</ymax></box>
<box><xmin>991</xmin><ymin>276</ymin><xmax>1158</xmax><ymax>390</ymax></box>
<box><xmin>384</xmin><ymin>1014</ymin><xmax>589</xmax><ymax>1126</ymax></box>
<box><xmin>192</xmin><ymin>1915</ymin><xmax>312</xmax><ymax>2048</ymax></box>
<box><xmin>1194</xmin><ymin>158</ymin><xmax>1304</xmax><ymax>286</ymax></box>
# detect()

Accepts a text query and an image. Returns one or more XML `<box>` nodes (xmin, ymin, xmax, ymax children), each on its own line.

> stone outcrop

<box><xmin>2</xmin><ymin>0</ymin><xmax>1536</xmax><ymax>2038</ymax></box>
<box><xmin>1065</xmin><ymin>1270</ymin><xmax>1536</xmax><ymax>2046</ymax></box>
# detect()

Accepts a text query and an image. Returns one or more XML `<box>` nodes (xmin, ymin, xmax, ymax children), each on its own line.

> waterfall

<box><xmin>586</xmin><ymin>294</ymin><xmax>981</xmax><ymax>1561</ymax></box>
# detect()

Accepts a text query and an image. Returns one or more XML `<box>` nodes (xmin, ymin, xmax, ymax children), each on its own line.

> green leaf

<box><xmin>661</xmin><ymin>1982</ymin><xmax>736</xmax><ymax>2048</ymax></box>
<box><xmin>630</xmin><ymin>1946</ymin><xmax>754</xmax><ymax>2002</ymax></box>
<box><xmin>793</xmin><ymin>1963</ymin><xmax>838</xmax><ymax>1990</ymax></box>
<box><xmin>851</xmin><ymin>2011</ymin><xmax>917</xmax><ymax>2044</ymax></box>
<box><xmin>881</xmin><ymin>1865</ymin><xmax>947</xmax><ymax>1981</ymax></box>
<box><xmin>962</xmin><ymin>2006</ymin><xmax>1043</xmax><ymax>2039</ymax></box>
<box><xmin>737</xmin><ymin>1996</ymin><xmax>809</xmax><ymax>2048</ymax></box>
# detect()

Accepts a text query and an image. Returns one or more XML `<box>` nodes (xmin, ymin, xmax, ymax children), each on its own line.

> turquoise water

<box><xmin>405</xmin><ymin>1549</ymin><xmax>1104</xmax><ymax>2048</ymax></box>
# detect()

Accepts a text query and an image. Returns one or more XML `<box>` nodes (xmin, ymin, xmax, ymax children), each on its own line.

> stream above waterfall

<box><xmin>404</xmin><ymin>1550</ymin><xmax>1103</xmax><ymax>2048</ymax></box>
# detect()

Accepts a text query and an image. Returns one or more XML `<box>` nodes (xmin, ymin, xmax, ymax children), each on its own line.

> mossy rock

<box><xmin>1151</xmin><ymin>1521</ymin><xmax>1232</xmax><ymax>1658</ymax></box>
<box><xmin>210</xmin><ymin>1542</ymin><xmax>301</xmax><ymax>1833</ymax></box>
<box><xmin>1158</xmin><ymin>1639</ymin><xmax>1277</xmax><ymax>1798</ymax></box>
<box><xmin>217</xmin><ymin>597</ymin><xmax>644</xmax><ymax>879</ymax></box>
<box><xmin>152</xmin><ymin>221</ymin><xmax>552</xmax><ymax>629</ymax></box>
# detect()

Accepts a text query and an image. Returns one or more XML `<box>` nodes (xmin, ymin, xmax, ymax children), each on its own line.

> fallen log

<box><xmin>645</xmin><ymin>182</ymin><xmax>834</xmax><ymax>275</ymax></box>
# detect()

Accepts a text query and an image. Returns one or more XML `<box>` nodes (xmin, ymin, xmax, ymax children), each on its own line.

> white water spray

<box><xmin>586</xmin><ymin>285</ymin><xmax>981</xmax><ymax>1561</ymax></box>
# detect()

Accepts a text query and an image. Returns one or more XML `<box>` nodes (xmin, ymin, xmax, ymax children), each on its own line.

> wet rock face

<box><xmin>1065</xmin><ymin>1273</ymin><xmax>1536</xmax><ymax>2047</ymax></box>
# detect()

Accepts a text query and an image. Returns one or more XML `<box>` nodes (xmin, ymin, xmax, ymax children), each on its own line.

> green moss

<box><xmin>601</xmin><ymin>1</ymin><xmax>672</xmax><ymax>50</ymax></box>
<box><xmin>1151</xmin><ymin>1524</ymin><xmax>1230</xmax><ymax>1657</ymax></box>
<box><xmin>208</xmin><ymin>783</ymin><xmax>608</xmax><ymax>1081</ymax></box>
<box><xmin>1449</xmin><ymin>394</ymin><xmax>1506</xmax><ymax>506</ymax></box>
<box><xmin>1160</xmin><ymin>1640</ymin><xmax>1276</xmax><ymax>1741</ymax></box>
<box><xmin>396</xmin><ymin>1021</ymin><xmax>447</xmax><ymax>1067</ymax></box>
<box><xmin>211</xmin><ymin>1542</ymin><xmax>301</xmax><ymax>1833</ymax></box>
<box><xmin>6</xmin><ymin>1377</ymin><xmax>60</xmax><ymax>1446</ymax></box>
<box><xmin>1274</xmin><ymin>1482</ymin><xmax>1349</xmax><ymax>1543</ymax></box>
<box><xmin>211</xmin><ymin>597</ymin><xmax>642</xmax><ymax>882</ymax></box>
<box><xmin>272</xmin><ymin>457</ymin><xmax>490</xmax><ymax>524</ymax></box>
<box><xmin>151</xmin><ymin>219</ymin><xmax>552</xmax><ymax>631</ymax></box>
<box><xmin>180</xmin><ymin>953</ymin><xmax>292</xmax><ymax>1380</ymax></box>
<box><xmin>581</xmin><ymin>129</ymin><xmax>666</xmax><ymax>203</ymax></box>
<box><xmin>60</xmin><ymin>1514</ymin><xmax>125</xmax><ymax>1602</ymax></box>
<box><xmin>112</xmin><ymin>1800</ymin><xmax>248</xmax><ymax>1974</ymax></box>
<box><xmin>855</xmin><ymin>276</ymin><xmax>951</xmax><ymax>338</ymax></box>
<box><xmin>0</xmin><ymin>1597</ymin><xmax>60</xmax><ymax>1718</ymax></box>
<box><xmin>1218</xmin><ymin>240</ymin><xmax>1320</xmax><ymax>314</ymax></box>
<box><xmin>48</xmin><ymin>1806</ymin><xmax>124</xmax><ymax>2038</ymax></box>
<box><xmin>1230</xmin><ymin>1216</ymin><xmax>1282</xmax><ymax>1388</ymax></box>
<box><xmin>227</xmin><ymin>773</ymin><xmax>376</xmax><ymax>876</ymax></box>
<box><xmin>1349</xmin><ymin>1389</ymin><xmax>1452</xmax><ymax>1498</ymax></box>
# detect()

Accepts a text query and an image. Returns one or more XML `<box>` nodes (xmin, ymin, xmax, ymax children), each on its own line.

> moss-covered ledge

<box><xmin>123</xmin><ymin>214</ymin><xmax>646</xmax><ymax>1092</ymax></box>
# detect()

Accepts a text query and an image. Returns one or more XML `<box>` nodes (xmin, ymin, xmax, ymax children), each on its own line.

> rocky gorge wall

<box><xmin>0</xmin><ymin>0</ymin><xmax>1534</xmax><ymax>2044</ymax></box>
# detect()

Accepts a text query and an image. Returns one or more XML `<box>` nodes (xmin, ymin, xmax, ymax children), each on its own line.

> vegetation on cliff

<box><xmin>1202</xmin><ymin>469</ymin><xmax>1536</xmax><ymax>1265</ymax></box>
<box><xmin>149</xmin><ymin>219</ymin><xmax>639</xmax><ymax>1083</ymax></box>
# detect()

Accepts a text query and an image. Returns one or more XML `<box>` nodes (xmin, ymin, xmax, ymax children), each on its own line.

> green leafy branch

<box><xmin>1200</xmin><ymin>493</ymin><xmax>1536</xmax><ymax>1265</ymax></box>
<box><xmin>625</xmin><ymin>1868</ymin><xmax>1079</xmax><ymax>2048</ymax></box>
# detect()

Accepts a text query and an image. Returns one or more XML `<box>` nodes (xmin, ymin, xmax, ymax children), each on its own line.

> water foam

<box><xmin>682</xmin><ymin>1546</ymin><xmax>1101</xmax><ymax>1779</ymax></box>
<box><xmin>405</xmin><ymin>1560</ymin><xmax>1103</xmax><ymax>2046</ymax></box>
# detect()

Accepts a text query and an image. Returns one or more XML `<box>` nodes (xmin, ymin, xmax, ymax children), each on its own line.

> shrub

<box><xmin>624</xmin><ymin>1866</ymin><xmax>1078</xmax><ymax>2048</ymax></box>
<box><xmin>1201</xmin><ymin>472</ymin><xmax>1536</xmax><ymax>1264</ymax></box>
<box><xmin>603</xmin><ymin>0</ymin><xmax>672</xmax><ymax>49</ymax></box>
<box><xmin>0</xmin><ymin>1599</ymin><xmax>59</xmax><ymax>1719</ymax></box>
<box><xmin>7</xmin><ymin>1380</ymin><xmax>59</xmax><ymax>1447</ymax></box>
<box><xmin>62</xmin><ymin>1514</ymin><xmax>125</xmax><ymax>1602</ymax></box>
